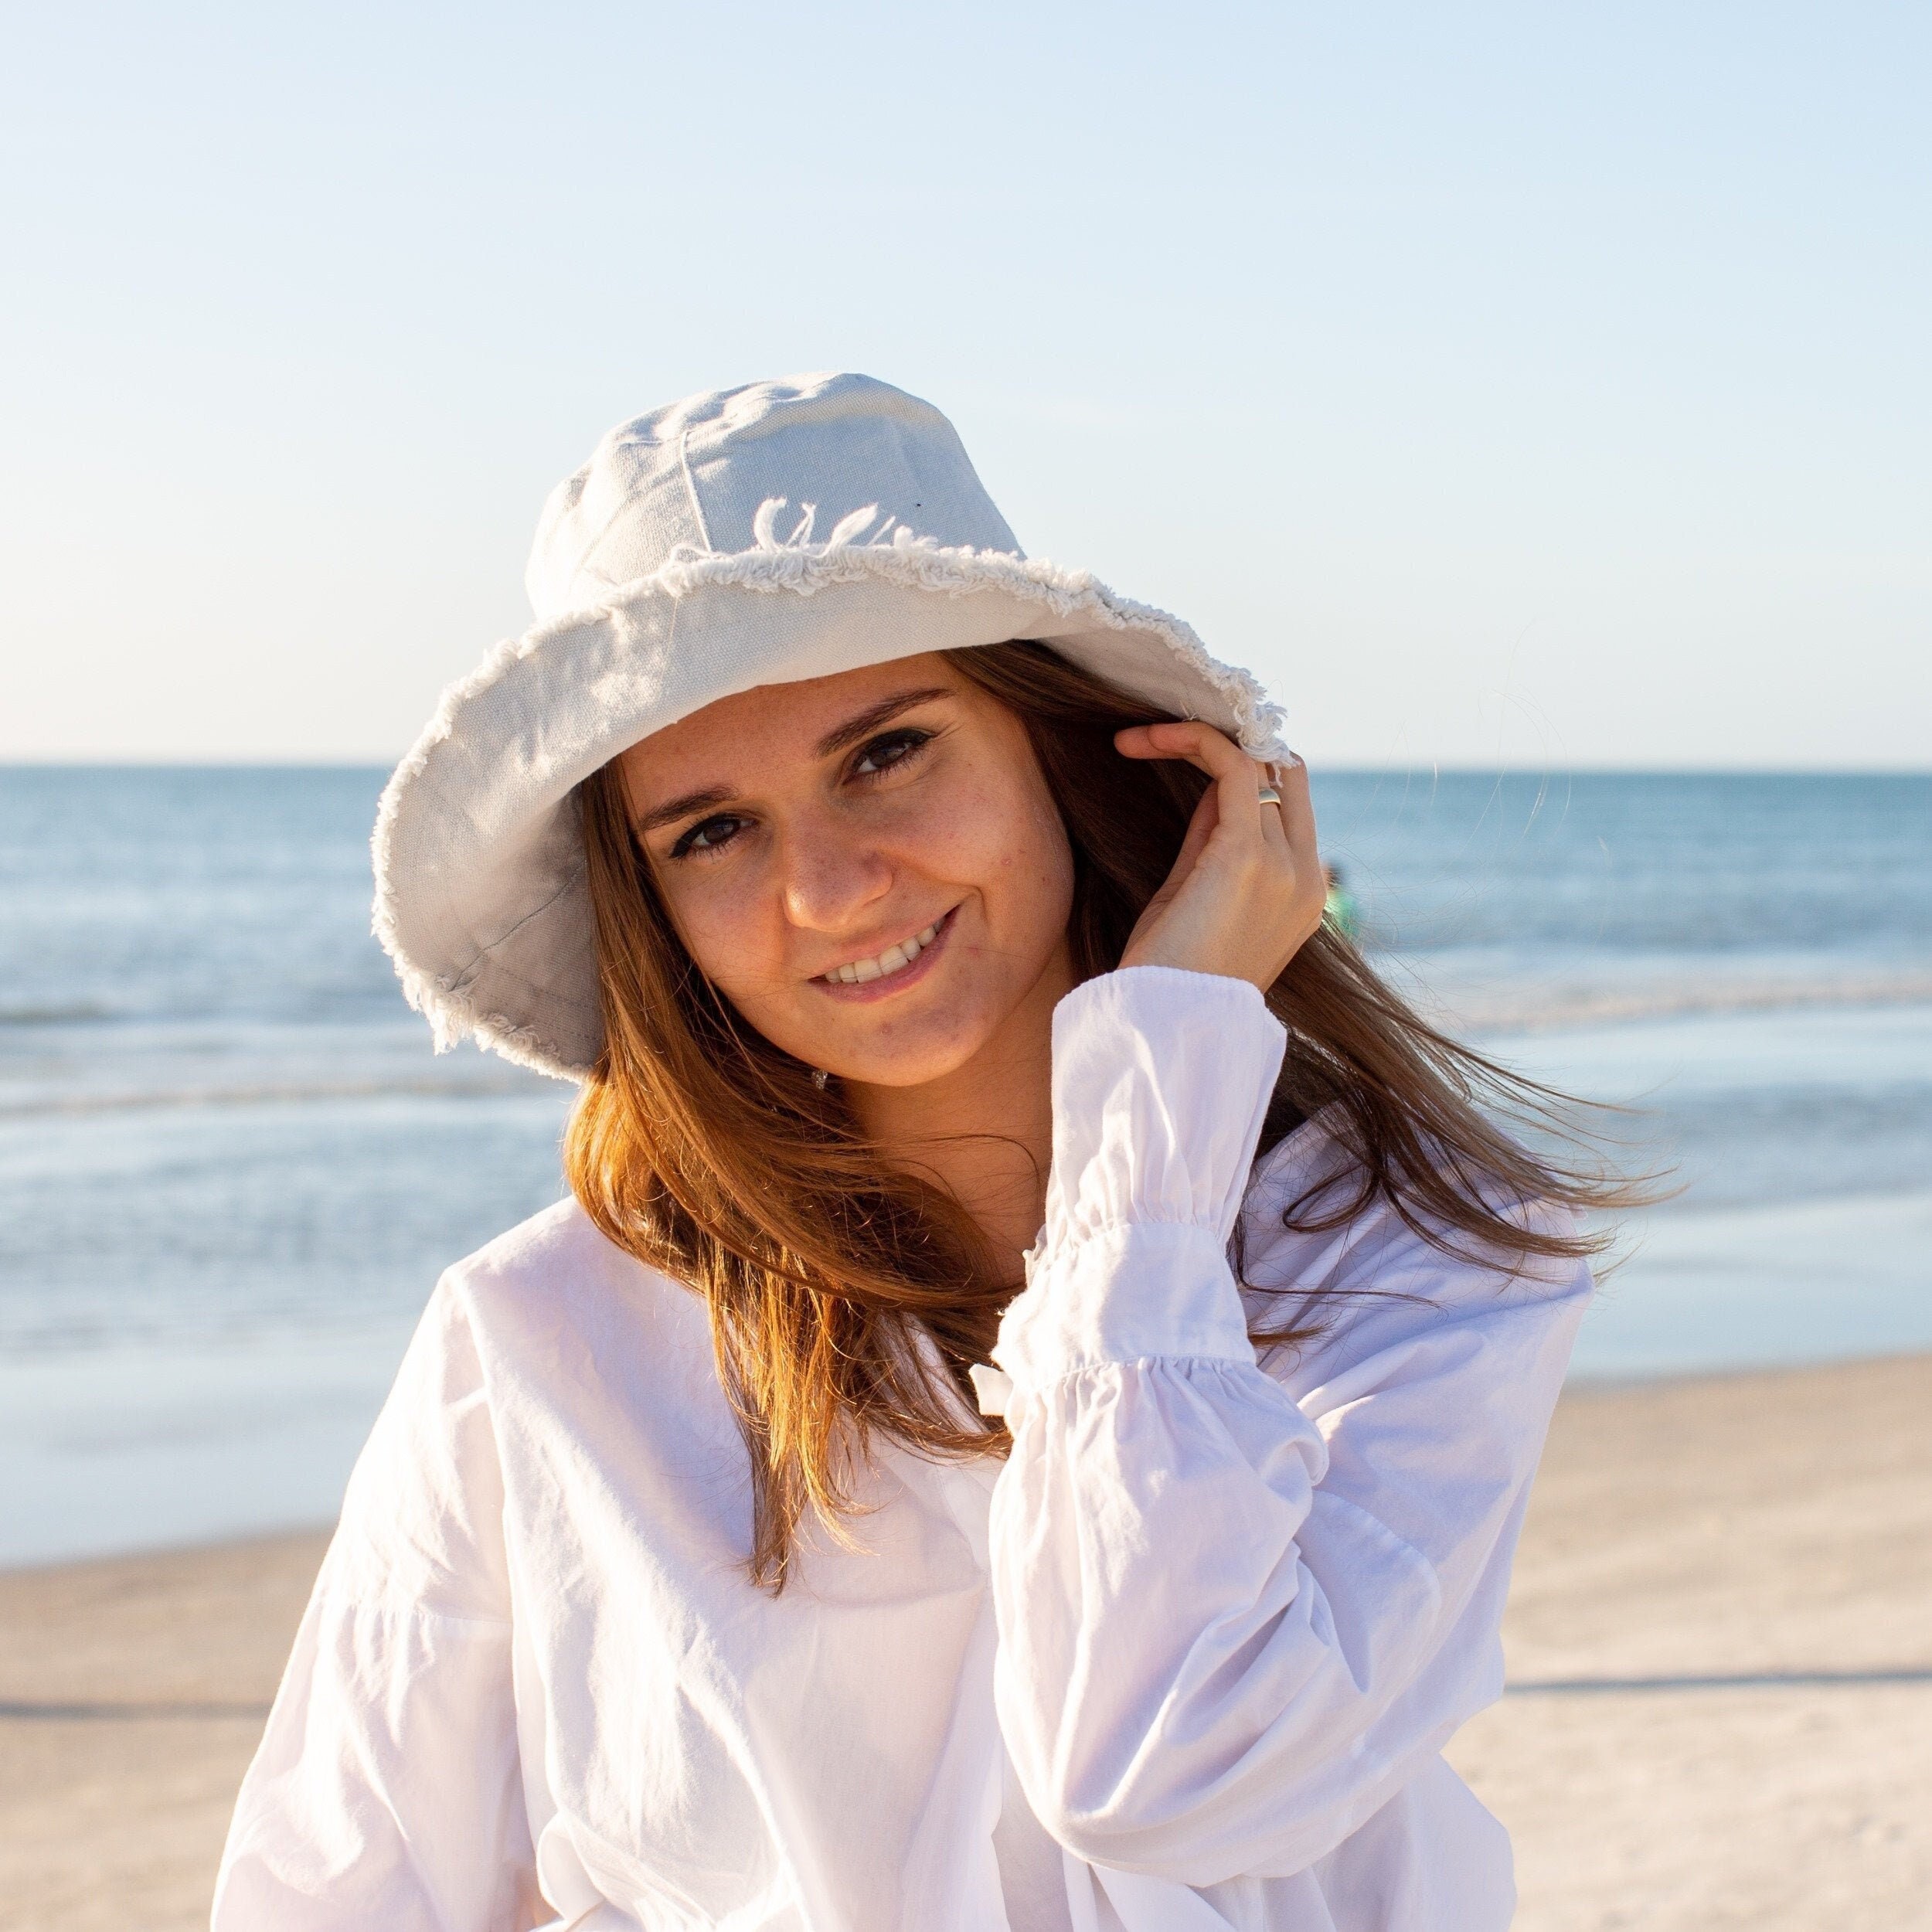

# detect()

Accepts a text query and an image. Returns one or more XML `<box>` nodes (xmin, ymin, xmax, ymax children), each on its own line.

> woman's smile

<box><xmin>614</xmin><ymin>655</ymin><xmax>1077</xmax><ymax>1096</ymax></box>
<box><xmin>811</xmin><ymin>904</ymin><xmax>958</xmax><ymax>999</ymax></box>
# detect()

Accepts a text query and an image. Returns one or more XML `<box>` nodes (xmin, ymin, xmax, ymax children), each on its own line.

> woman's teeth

<box><xmin>827</xmin><ymin>923</ymin><xmax>940</xmax><ymax>985</ymax></box>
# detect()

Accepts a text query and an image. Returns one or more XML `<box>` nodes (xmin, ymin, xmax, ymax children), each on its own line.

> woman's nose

<box><xmin>777</xmin><ymin>819</ymin><xmax>893</xmax><ymax>933</ymax></box>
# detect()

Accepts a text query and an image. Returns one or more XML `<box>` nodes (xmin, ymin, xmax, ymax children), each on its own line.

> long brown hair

<box><xmin>566</xmin><ymin>641</ymin><xmax>1637</xmax><ymax>1587</ymax></box>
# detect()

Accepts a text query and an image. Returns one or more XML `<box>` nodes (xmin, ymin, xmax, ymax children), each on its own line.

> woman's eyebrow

<box><xmin>814</xmin><ymin>687</ymin><xmax>953</xmax><ymax>759</ymax></box>
<box><xmin>634</xmin><ymin>785</ymin><xmax>734</xmax><ymax>835</ymax></box>
<box><xmin>635</xmin><ymin>688</ymin><xmax>954</xmax><ymax>834</ymax></box>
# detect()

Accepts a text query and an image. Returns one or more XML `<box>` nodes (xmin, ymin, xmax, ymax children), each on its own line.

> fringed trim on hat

<box><xmin>371</xmin><ymin>933</ymin><xmax>588</xmax><ymax>1082</ymax></box>
<box><xmin>369</xmin><ymin>623</ymin><xmax>597</xmax><ymax>1083</ymax></box>
<box><xmin>648</xmin><ymin>507</ymin><xmax>1288</xmax><ymax>757</ymax></box>
<box><xmin>371</xmin><ymin>517</ymin><xmax>1285</xmax><ymax>1075</ymax></box>
<box><xmin>430</xmin><ymin>980</ymin><xmax>584</xmax><ymax>1082</ymax></box>
<box><xmin>369</xmin><ymin>911</ymin><xmax>590</xmax><ymax>1083</ymax></box>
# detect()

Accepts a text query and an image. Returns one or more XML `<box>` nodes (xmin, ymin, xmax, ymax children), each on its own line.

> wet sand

<box><xmin>2</xmin><ymin>1353</ymin><xmax>1927</xmax><ymax>1930</ymax></box>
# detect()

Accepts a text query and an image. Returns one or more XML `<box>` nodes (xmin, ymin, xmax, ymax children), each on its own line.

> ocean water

<box><xmin>2</xmin><ymin>767</ymin><xmax>1929</xmax><ymax>1564</ymax></box>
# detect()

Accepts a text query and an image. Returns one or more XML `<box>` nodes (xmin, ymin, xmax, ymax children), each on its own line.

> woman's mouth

<box><xmin>814</xmin><ymin>906</ymin><xmax>957</xmax><ymax>1000</ymax></box>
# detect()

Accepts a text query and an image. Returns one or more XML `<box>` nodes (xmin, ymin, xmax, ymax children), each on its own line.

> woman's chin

<box><xmin>825</xmin><ymin>1032</ymin><xmax>994</xmax><ymax>1093</ymax></box>
<box><xmin>810</xmin><ymin>999</ymin><xmax>1010</xmax><ymax>1094</ymax></box>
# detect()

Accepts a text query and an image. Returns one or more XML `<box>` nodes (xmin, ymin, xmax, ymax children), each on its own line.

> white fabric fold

<box><xmin>215</xmin><ymin>968</ymin><xmax>1591</xmax><ymax>1932</ymax></box>
<box><xmin>994</xmin><ymin>968</ymin><xmax>1285</xmax><ymax>1390</ymax></box>
<box><xmin>1043</xmin><ymin>968</ymin><xmax>1286</xmax><ymax>1250</ymax></box>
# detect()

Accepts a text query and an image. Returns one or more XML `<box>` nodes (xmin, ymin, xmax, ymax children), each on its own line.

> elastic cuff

<box><xmin>993</xmin><ymin>1220</ymin><xmax>1252</xmax><ymax>1389</ymax></box>
<box><xmin>1044</xmin><ymin>967</ymin><xmax>1287</xmax><ymax>1249</ymax></box>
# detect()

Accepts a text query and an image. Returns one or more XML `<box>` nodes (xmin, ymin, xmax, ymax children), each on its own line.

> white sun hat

<box><xmin>373</xmin><ymin>371</ymin><xmax>1286</xmax><ymax>1080</ymax></box>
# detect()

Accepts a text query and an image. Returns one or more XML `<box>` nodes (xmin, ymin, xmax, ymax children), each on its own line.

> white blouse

<box><xmin>214</xmin><ymin>967</ymin><xmax>1590</xmax><ymax>1932</ymax></box>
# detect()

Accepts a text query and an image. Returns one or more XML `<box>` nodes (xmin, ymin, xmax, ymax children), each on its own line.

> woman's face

<box><xmin>616</xmin><ymin>653</ymin><xmax>1077</xmax><ymax>1090</ymax></box>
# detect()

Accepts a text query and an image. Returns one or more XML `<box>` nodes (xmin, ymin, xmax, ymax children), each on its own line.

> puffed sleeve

<box><xmin>987</xmin><ymin>966</ymin><xmax>1590</xmax><ymax>1886</ymax></box>
<box><xmin>212</xmin><ymin>1277</ymin><xmax>543</xmax><ymax>1931</ymax></box>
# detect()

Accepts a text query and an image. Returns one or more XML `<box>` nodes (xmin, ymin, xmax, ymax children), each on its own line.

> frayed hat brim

<box><xmin>372</xmin><ymin>536</ymin><xmax>1286</xmax><ymax>1081</ymax></box>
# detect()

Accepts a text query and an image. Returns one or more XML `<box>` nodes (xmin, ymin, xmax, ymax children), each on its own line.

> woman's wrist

<box><xmin>989</xmin><ymin>969</ymin><xmax>1287</xmax><ymax>1386</ymax></box>
<box><xmin>1043</xmin><ymin>970</ymin><xmax>1286</xmax><ymax>1234</ymax></box>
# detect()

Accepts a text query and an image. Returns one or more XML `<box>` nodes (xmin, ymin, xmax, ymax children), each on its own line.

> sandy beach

<box><xmin>2</xmin><ymin>1352</ymin><xmax>1927</xmax><ymax>1931</ymax></box>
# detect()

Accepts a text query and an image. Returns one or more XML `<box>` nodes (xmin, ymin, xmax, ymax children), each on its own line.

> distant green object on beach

<box><xmin>1323</xmin><ymin>866</ymin><xmax>1362</xmax><ymax>940</ymax></box>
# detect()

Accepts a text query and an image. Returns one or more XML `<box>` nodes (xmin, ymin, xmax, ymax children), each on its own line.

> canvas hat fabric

<box><xmin>373</xmin><ymin>372</ymin><xmax>1287</xmax><ymax>1080</ymax></box>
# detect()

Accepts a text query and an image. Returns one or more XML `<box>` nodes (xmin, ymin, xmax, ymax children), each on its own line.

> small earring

<box><xmin>811</xmin><ymin>1067</ymin><xmax>830</xmax><ymax>1090</ymax></box>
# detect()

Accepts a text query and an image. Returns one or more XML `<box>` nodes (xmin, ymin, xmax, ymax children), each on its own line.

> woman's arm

<box><xmin>213</xmin><ymin>1280</ymin><xmax>543</xmax><ymax>1931</ymax></box>
<box><xmin>987</xmin><ymin>966</ymin><xmax>1589</xmax><ymax>1886</ymax></box>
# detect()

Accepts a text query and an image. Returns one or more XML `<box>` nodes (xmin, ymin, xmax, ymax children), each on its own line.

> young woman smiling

<box><xmin>216</xmin><ymin>376</ymin><xmax>1623</xmax><ymax>1932</ymax></box>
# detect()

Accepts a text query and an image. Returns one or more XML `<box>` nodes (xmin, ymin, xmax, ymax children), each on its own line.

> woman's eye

<box><xmin>670</xmin><ymin>814</ymin><xmax>746</xmax><ymax>859</ymax></box>
<box><xmin>852</xmin><ymin>729</ymin><xmax>931</xmax><ymax>777</ymax></box>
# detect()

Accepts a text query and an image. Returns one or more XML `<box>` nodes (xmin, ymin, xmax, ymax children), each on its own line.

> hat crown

<box><xmin>525</xmin><ymin>372</ymin><xmax>1023</xmax><ymax>621</ymax></box>
<box><xmin>378</xmin><ymin>369</ymin><xmax>1281</xmax><ymax>1079</ymax></box>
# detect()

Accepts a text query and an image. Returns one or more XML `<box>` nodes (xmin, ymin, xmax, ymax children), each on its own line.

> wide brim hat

<box><xmin>374</xmin><ymin>372</ymin><xmax>1286</xmax><ymax>1080</ymax></box>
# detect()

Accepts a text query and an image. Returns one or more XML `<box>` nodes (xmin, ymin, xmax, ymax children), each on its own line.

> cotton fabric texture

<box><xmin>216</xmin><ymin>969</ymin><xmax>1590</xmax><ymax>1931</ymax></box>
<box><xmin>371</xmin><ymin>371</ymin><xmax>1287</xmax><ymax>1081</ymax></box>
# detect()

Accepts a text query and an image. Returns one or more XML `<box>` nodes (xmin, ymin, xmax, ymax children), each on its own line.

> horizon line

<box><xmin>2</xmin><ymin>757</ymin><xmax>1928</xmax><ymax>779</ymax></box>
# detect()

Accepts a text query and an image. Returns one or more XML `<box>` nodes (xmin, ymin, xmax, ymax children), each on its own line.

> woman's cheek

<box><xmin>918</xmin><ymin>771</ymin><xmax>1062</xmax><ymax>906</ymax></box>
<box><xmin>665</xmin><ymin>885</ymin><xmax>786</xmax><ymax>1017</ymax></box>
<box><xmin>995</xmin><ymin>784</ymin><xmax>1076</xmax><ymax>943</ymax></box>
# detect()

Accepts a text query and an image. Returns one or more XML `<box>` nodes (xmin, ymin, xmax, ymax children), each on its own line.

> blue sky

<box><xmin>2</xmin><ymin>2</ymin><xmax>1927</xmax><ymax>766</ymax></box>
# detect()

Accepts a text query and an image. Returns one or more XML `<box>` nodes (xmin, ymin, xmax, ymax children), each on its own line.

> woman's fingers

<box><xmin>1116</xmin><ymin>721</ymin><xmax>1263</xmax><ymax>842</ymax></box>
<box><xmin>1116</xmin><ymin>719</ymin><xmax>1257</xmax><ymax>778</ymax></box>
<box><xmin>1268</xmin><ymin>754</ymin><xmax>1318</xmax><ymax>870</ymax></box>
<box><xmin>1267</xmin><ymin>756</ymin><xmax>1326</xmax><ymax>964</ymax></box>
<box><xmin>1255</xmin><ymin>762</ymin><xmax>1292</xmax><ymax>856</ymax></box>
<box><xmin>1168</xmin><ymin>772</ymin><xmax>1222</xmax><ymax>880</ymax></box>
<box><xmin>1114</xmin><ymin>722</ymin><xmax>1326</xmax><ymax>988</ymax></box>
<box><xmin>1116</xmin><ymin>723</ymin><xmax>1297</xmax><ymax>854</ymax></box>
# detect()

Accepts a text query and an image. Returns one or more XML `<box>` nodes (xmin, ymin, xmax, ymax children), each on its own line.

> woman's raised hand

<box><xmin>1113</xmin><ymin>722</ymin><xmax>1326</xmax><ymax>993</ymax></box>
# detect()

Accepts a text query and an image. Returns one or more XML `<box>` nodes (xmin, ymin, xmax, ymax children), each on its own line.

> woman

<box><xmin>216</xmin><ymin>373</ymin><xmax>1617</xmax><ymax>1931</ymax></box>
